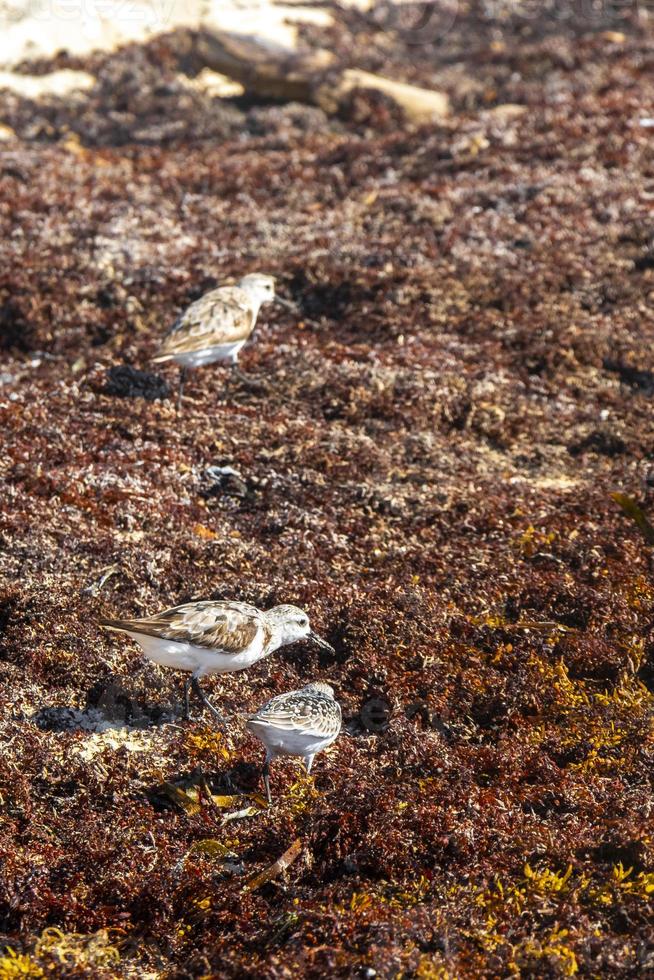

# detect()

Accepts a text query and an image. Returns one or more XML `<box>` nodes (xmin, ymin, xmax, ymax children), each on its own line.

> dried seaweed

<box><xmin>2</xmin><ymin>3</ymin><xmax>654</xmax><ymax>978</ymax></box>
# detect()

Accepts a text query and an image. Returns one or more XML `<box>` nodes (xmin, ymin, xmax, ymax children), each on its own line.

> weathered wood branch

<box><xmin>190</xmin><ymin>29</ymin><xmax>449</xmax><ymax>122</ymax></box>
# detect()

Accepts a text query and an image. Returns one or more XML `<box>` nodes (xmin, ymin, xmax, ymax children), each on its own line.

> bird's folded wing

<box><xmin>250</xmin><ymin>699</ymin><xmax>341</xmax><ymax>737</ymax></box>
<box><xmin>155</xmin><ymin>287</ymin><xmax>255</xmax><ymax>358</ymax></box>
<box><xmin>100</xmin><ymin>600</ymin><xmax>262</xmax><ymax>653</ymax></box>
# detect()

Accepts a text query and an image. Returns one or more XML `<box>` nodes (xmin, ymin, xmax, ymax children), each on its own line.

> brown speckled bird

<box><xmin>99</xmin><ymin>600</ymin><xmax>334</xmax><ymax>722</ymax></box>
<box><xmin>152</xmin><ymin>273</ymin><xmax>281</xmax><ymax>408</ymax></box>
<box><xmin>247</xmin><ymin>682</ymin><xmax>342</xmax><ymax>802</ymax></box>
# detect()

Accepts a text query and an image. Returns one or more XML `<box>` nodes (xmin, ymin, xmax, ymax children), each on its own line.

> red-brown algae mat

<box><xmin>2</xmin><ymin>4</ymin><xmax>654</xmax><ymax>977</ymax></box>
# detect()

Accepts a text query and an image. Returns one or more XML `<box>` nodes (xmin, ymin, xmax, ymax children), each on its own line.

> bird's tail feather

<box><xmin>98</xmin><ymin>617</ymin><xmax>137</xmax><ymax>634</ymax></box>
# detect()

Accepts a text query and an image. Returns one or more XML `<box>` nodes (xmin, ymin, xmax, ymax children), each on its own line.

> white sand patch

<box><xmin>176</xmin><ymin>67</ymin><xmax>244</xmax><ymax>99</ymax></box>
<box><xmin>529</xmin><ymin>475</ymin><xmax>580</xmax><ymax>490</ymax></box>
<box><xmin>0</xmin><ymin>68</ymin><xmax>94</xmax><ymax>97</ymax></box>
<box><xmin>73</xmin><ymin>725</ymin><xmax>172</xmax><ymax>761</ymax></box>
<box><xmin>31</xmin><ymin>705</ymin><xmax>178</xmax><ymax>761</ymax></box>
<box><xmin>0</xmin><ymin>0</ymin><xmax>335</xmax><ymax>69</ymax></box>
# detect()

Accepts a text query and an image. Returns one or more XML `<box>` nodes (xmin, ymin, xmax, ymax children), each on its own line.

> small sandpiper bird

<box><xmin>99</xmin><ymin>601</ymin><xmax>334</xmax><ymax>722</ymax></box>
<box><xmin>247</xmin><ymin>682</ymin><xmax>341</xmax><ymax>803</ymax></box>
<box><xmin>152</xmin><ymin>273</ymin><xmax>288</xmax><ymax>408</ymax></box>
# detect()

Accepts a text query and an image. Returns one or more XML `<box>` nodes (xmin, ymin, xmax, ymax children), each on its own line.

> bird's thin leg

<box><xmin>230</xmin><ymin>354</ymin><xmax>249</xmax><ymax>386</ymax></box>
<box><xmin>304</xmin><ymin>754</ymin><xmax>315</xmax><ymax>775</ymax></box>
<box><xmin>191</xmin><ymin>676</ymin><xmax>226</xmax><ymax>724</ymax></box>
<box><xmin>177</xmin><ymin>366</ymin><xmax>188</xmax><ymax>413</ymax></box>
<box><xmin>183</xmin><ymin>676</ymin><xmax>192</xmax><ymax>721</ymax></box>
<box><xmin>232</xmin><ymin>359</ymin><xmax>269</xmax><ymax>393</ymax></box>
<box><xmin>263</xmin><ymin>751</ymin><xmax>273</xmax><ymax>804</ymax></box>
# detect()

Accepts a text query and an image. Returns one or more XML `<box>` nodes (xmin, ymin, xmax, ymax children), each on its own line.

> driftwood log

<box><xmin>190</xmin><ymin>29</ymin><xmax>449</xmax><ymax>122</ymax></box>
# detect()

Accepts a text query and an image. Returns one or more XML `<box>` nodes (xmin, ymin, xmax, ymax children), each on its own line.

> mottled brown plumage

<box><xmin>152</xmin><ymin>273</ymin><xmax>277</xmax><ymax>411</ymax></box>
<box><xmin>249</xmin><ymin>683</ymin><xmax>342</xmax><ymax>740</ymax></box>
<box><xmin>153</xmin><ymin>285</ymin><xmax>257</xmax><ymax>364</ymax></box>
<box><xmin>101</xmin><ymin>599</ymin><xmax>265</xmax><ymax>653</ymax></box>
